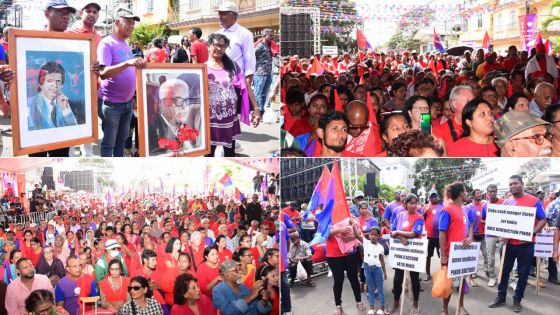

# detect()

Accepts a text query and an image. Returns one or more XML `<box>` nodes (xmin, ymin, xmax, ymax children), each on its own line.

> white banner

<box><xmin>447</xmin><ymin>242</ymin><xmax>480</xmax><ymax>278</ymax></box>
<box><xmin>322</xmin><ymin>46</ymin><xmax>338</xmax><ymax>56</ymax></box>
<box><xmin>388</xmin><ymin>238</ymin><xmax>428</xmax><ymax>273</ymax></box>
<box><xmin>535</xmin><ymin>230</ymin><xmax>554</xmax><ymax>257</ymax></box>
<box><xmin>484</xmin><ymin>204</ymin><xmax>536</xmax><ymax>242</ymax></box>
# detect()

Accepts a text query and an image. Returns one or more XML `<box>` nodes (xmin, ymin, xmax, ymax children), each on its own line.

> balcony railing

<box><xmin>169</xmin><ymin>0</ymin><xmax>279</xmax><ymax>24</ymax></box>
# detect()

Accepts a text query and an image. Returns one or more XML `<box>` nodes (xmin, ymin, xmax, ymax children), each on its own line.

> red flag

<box><xmin>357</xmin><ymin>29</ymin><xmax>367</xmax><ymax>50</ymax></box>
<box><xmin>306</xmin><ymin>58</ymin><xmax>324</xmax><ymax>78</ymax></box>
<box><xmin>482</xmin><ymin>31</ymin><xmax>490</xmax><ymax>51</ymax></box>
<box><xmin>366</xmin><ymin>92</ymin><xmax>377</xmax><ymax>126</ymax></box>
<box><xmin>536</xmin><ymin>31</ymin><xmax>543</xmax><ymax>45</ymax></box>
<box><xmin>334</xmin><ymin>89</ymin><xmax>343</xmax><ymax>111</ymax></box>
<box><xmin>359</xmin><ymin>75</ymin><xmax>365</xmax><ymax>85</ymax></box>
<box><xmin>507</xmin><ymin>80</ymin><xmax>513</xmax><ymax>97</ymax></box>
<box><xmin>438</xmin><ymin>78</ymin><xmax>447</xmax><ymax>99</ymax></box>
<box><xmin>358</xmin><ymin>51</ymin><xmax>365</xmax><ymax>62</ymax></box>
<box><xmin>330</xmin><ymin>161</ymin><xmax>350</xmax><ymax>224</ymax></box>
<box><xmin>283</xmin><ymin>106</ymin><xmax>295</xmax><ymax>131</ymax></box>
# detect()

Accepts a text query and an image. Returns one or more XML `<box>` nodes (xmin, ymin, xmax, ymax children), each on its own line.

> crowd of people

<box><xmin>0</xmin><ymin>182</ymin><xmax>281</xmax><ymax>315</ymax></box>
<box><xmin>282</xmin><ymin>176</ymin><xmax>560</xmax><ymax>314</ymax></box>
<box><xmin>281</xmin><ymin>44</ymin><xmax>560</xmax><ymax>158</ymax></box>
<box><xmin>0</xmin><ymin>0</ymin><xmax>280</xmax><ymax>157</ymax></box>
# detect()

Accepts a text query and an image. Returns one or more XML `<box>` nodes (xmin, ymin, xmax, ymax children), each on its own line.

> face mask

<box><xmin>236</xmin><ymin>276</ymin><xmax>242</xmax><ymax>285</ymax></box>
<box><xmin>261</xmin><ymin>241</ymin><xmax>267</xmax><ymax>247</ymax></box>
<box><xmin>109</xmin><ymin>249</ymin><xmax>119</xmax><ymax>258</ymax></box>
<box><xmin>174</xmin><ymin>107</ymin><xmax>190</xmax><ymax>124</ymax></box>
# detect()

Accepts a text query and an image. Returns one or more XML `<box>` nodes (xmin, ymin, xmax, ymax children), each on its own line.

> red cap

<box><xmin>536</xmin><ymin>43</ymin><xmax>546</xmax><ymax>53</ymax></box>
<box><xmin>218</xmin><ymin>213</ymin><xmax>226</xmax><ymax>218</ymax></box>
<box><xmin>234</xmin><ymin>214</ymin><xmax>241</xmax><ymax>219</ymax></box>
<box><xmin>402</xmin><ymin>50</ymin><xmax>410</xmax><ymax>56</ymax></box>
<box><xmin>484</xmin><ymin>52</ymin><xmax>493</xmax><ymax>59</ymax></box>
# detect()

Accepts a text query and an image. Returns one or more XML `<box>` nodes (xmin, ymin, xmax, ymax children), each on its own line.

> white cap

<box><xmin>355</xmin><ymin>190</ymin><xmax>365</xmax><ymax>198</ymax></box>
<box><xmin>217</xmin><ymin>2</ymin><xmax>239</xmax><ymax>13</ymax></box>
<box><xmin>105</xmin><ymin>239</ymin><xmax>120</xmax><ymax>250</ymax></box>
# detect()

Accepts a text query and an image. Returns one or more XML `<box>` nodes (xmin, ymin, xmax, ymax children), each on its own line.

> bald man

<box><xmin>344</xmin><ymin>100</ymin><xmax>382</xmax><ymax>156</ymax></box>
<box><xmin>152</xmin><ymin>78</ymin><xmax>201</xmax><ymax>154</ymax></box>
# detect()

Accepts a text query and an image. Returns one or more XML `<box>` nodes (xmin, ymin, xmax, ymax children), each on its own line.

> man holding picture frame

<box><xmin>97</xmin><ymin>7</ymin><xmax>146</xmax><ymax>157</ymax></box>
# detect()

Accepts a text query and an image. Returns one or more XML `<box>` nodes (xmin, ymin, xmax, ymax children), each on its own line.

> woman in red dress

<box><xmin>28</xmin><ymin>238</ymin><xmax>43</xmax><ymax>267</ymax></box>
<box><xmin>195</xmin><ymin>247</ymin><xmax>221</xmax><ymax>300</ymax></box>
<box><xmin>171</xmin><ymin>273</ymin><xmax>216</xmax><ymax>315</ymax></box>
<box><xmin>215</xmin><ymin>235</ymin><xmax>233</xmax><ymax>264</ymax></box>
<box><xmin>161</xmin><ymin>253</ymin><xmax>191</xmax><ymax>305</ymax></box>
<box><xmin>98</xmin><ymin>259</ymin><xmax>131</xmax><ymax>313</ymax></box>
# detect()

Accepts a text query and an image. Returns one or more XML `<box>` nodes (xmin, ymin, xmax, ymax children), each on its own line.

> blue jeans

<box><xmin>253</xmin><ymin>74</ymin><xmax>272</xmax><ymax>111</ymax></box>
<box><xmin>98</xmin><ymin>98</ymin><xmax>133</xmax><ymax>157</ymax></box>
<box><xmin>364</xmin><ymin>264</ymin><xmax>385</xmax><ymax>307</ymax></box>
<box><xmin>498</xmin><ymin>243</ymin><xmax>534</xmax><ymax>301</ymax></box>
<box><xmin>280</xmin><ymin>271</ymin><xmax>291</xmax><ymax>312</ymax></box>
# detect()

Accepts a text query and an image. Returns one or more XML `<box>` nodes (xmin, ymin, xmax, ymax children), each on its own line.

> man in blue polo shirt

<box><xmin>55</xmin><ymin>255</ymin><xmax>98</xmax><ymax>315</ymax></box>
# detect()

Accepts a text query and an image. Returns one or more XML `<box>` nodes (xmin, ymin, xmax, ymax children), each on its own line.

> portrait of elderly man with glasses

<box><xmin>494</xmin><ymin>110</ymin><xmax>553</xmax><ymax>157</ymax></box>
<box><xmin>146</xmin><ymin>74</ymin><xmax>203</xmax><ymax>156</ymax></box>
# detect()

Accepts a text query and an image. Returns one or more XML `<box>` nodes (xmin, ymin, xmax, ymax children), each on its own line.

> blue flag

<box><xmin>309</xmin><ymin>176</ymin><xmax>334</xmax><ymax>245</ymax></box>
<box><xmin>433</xmin><ymin>28</ymin><xmax>446</xmax><ymax>53</ymax></box>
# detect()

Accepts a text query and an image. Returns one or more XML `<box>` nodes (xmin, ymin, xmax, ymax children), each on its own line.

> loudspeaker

<box><xmin>364</xmin><ymin>173</ymin><xmax>377</xmax><ymax>197</ymax></box>
<box><xmin>280</xmin><ymin>13</ymin><xmax>313</xmax><ymax>58</ymax></box>
<box><xmin>42</xmin><ymin>167</ymin><xmax>53</xmax><ymax>177</ymax></box>
<box><xmin>41</xmin><ymin>167</ymin><xmax>54</xmax><ymax>190</ymax></box>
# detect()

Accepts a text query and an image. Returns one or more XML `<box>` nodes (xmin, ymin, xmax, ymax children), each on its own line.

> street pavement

<box><xmin>289</xmin><ymin>256</ymin><xmax>560</xmax><ymax>315</ymax></box>
<box><xmin>0</xmin><ymin>104</ymin><xmax>279</xmax><ymax>157</ymax></box>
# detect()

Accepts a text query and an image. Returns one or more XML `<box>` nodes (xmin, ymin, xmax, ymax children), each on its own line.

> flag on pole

<box><xmin>159</xmin><ymin>178</ymin><xmax>164</xmax><ymax>192</ymax></box>
<box><xmin>105</xmin><ymin>190</ymin><xmax>112</xmax><ymax>204</ymax></box>
<box><xmin>306</xmin><ymin>58</ymin><xmax>324</xmax><ymax>78</ymax></box>
<box><xmin>356</xmin><ymin>28</ymin><xmax>372</xmax><ymax>50</ymax></box>
<box><xmin>482</xmin><ymin>31</ymin><xmax>490</xmax><ymax>51</ymax></box>
<box><xmin>334</xmin><ymin>89</ymin><xmax>343</xmax><ymax>111</ymax></box>
<box><xmin>235</xmin><ymin>187</ymin><xmax>245</xmax><ymax>201</ymax></box>
<box><xmin>433</xmin><ymin>28</ymin><xmax>446</xmax><ymax>53</ymax></box>
<box><xmin>219</xmin><ymin>173</ymin><xmax>233</xmax><ymax>188</ymax></box>
<box><xmin>310</xmin><ymin>160</ymin><xmax>351</xmax><ymax>245</ymax></box>
<box><xmin>304</xmin><ymin>166</ymin><xmax>331</xmax><ymax>220</ymax></box>
<box><xmin>545</xmin><ymin>37</ymin><xmax>553</xmax><ymax>55</ymax></box>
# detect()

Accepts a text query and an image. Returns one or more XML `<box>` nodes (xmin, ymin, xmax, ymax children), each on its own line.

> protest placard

<box><xmin>388</xmin><ymin>238</ymin><xmax>428</xmax><ymax>273</ymax></box>
<box><xmin>535</xmin><ymin>230</ymin><xmax>555</xmax><ymax>258</ymax></box>
<box><xmin>447</xmin><ymin>242</ymin><xmax>480</xmax><ymax>278</ymax></box>
<box><xmin>484</xmin><ymin>204</ymin><xmax>536</xmax><ymax>242</ymax></box>
<box><xmin>322</xmin><ymin>46</ymin><xmax>338</xmax><ymax>55</ymax></box>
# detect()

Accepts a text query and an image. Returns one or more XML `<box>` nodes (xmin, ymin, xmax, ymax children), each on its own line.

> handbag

<box><xmin>431</xmin><ymin>266</ymin><xmax>452</xmax><ymax>298</ymax></box>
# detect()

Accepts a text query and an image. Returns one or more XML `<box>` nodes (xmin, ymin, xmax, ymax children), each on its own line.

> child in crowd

<box><xmin>355</xmin><ymin>226</ymin><xmax>387</xmax><ymax>315</ymax></box>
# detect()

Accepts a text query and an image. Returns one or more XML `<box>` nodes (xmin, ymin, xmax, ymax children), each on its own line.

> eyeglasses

<box><xmin>67</xmin><ymin>264</ymin><xmax>82</xmax><ymax>269</ymax></box>
<box><xmin>128</xmin><ymin>285</ymin><xmax>144</xmax><ymax>291</ymax></box>
<box><xmin>551</xmin><ymin>120</ymin><xmax>560</xmax><ymax>124</ymax></box>
<box><xmin>510</xmin><ymin>132</ymin><xmax>552</xmax><ymax>145</ymax></box>
<box><xmin>109</xmin><ymin>267</ymin><xmax>121</xmax><ymax>271</ymax></box>
<box><xmin>160</xmin><ymin>97</ymin><xmax>190</xmax><ymax>108</ymax></box>
<box><xmin>413</xmin><ymin>106</ymin><xmax>430</xmax><ymax>112</ymax></box>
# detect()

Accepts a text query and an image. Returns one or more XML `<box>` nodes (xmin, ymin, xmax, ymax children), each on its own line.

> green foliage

<box><xmin>131</xmin><ymin>23</ymin><xmax>168</xmax><ymax>46</ymax></box>
<box><xmin>517</xmin><ymin>159</ymin><xmax>551</xmax><ymax>190</ymax></box>
<box><xmin>377</xmin><ymin>184</ymin><xmax>407</xmax><ymax>202</ymax></box>
<box><xmin>412</xmin><ymin>159</ymin><xmax>483</xmax><ymax>195</ymax></box>
<box><xmin>387</xmin><ymin>31</ymin><xmax>420</xmax><ymax>52</ymax></box>
<box><xmin>543</xmin><ymin>0</ymin><xmax>560</xmax><ymax>53</ymax></box>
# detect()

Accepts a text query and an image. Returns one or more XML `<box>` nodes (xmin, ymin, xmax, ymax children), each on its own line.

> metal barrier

<box><xmin>12</xmin><ymin>211</ymin><xmax>57</xmax><ymax>225</ymax></box>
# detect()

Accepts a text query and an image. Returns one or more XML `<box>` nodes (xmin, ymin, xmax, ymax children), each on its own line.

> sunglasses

<box><xmin>128</xmin><ymin>285</ymin><xmax>144</xmax><ymax>291</ymax></box>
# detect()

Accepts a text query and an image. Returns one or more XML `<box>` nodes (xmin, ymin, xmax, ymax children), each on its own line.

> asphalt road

<box><xmin>288</xmin><ymin>256</ymin><xmax>560</xmax><ymax>315</ymax></box>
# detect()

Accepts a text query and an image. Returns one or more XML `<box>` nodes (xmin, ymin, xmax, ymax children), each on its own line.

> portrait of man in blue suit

<box><xmin>27</xmin><ymin>61</ymin><xmax>77</xmax><ymax>131</ymax></box>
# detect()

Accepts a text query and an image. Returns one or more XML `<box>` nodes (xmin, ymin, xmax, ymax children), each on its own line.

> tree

<box><xmin>386</xmin><ymin>6</ymin><xmax>434</xmax><ymax>50</ymax></box>
<box><xmin>377</xmin><ymin>184</ymin><xmax>406</xmax><ymax>202</ymax></box>
<box><xmin>413</xmin><ymin>159</ymin><xmax>483</xmax><ymax>195</ymax></box>
<box><xmin>517</xmin><ymin>159</ymin><xmax>551</xmax><ymax>190</ymax></box>
<box><xmin>131</xmin><ymin>23</ymin><xmax>168</xmax><ymax>46</ymax></box>
<box><xmin>386</xmin><ymin>31</ymin><xmax>420</xmax><ymax>51</ymax></box>
<box><xmin>543</xmin><ymin>0</ymin><xmax>560</xmax><ymax>53</ymax></box>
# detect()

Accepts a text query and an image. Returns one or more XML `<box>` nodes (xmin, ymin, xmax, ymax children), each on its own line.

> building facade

<box><xmin>166</xmin><ymin>0</ymin><xmax>279</xmax><ymax>40</ymax></box>
<box><xmin>280</xmin><ymin>158</ymin><xmax>380</xmax><ymax>203</ymax></box>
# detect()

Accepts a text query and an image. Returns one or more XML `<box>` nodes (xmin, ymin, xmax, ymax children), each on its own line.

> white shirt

<box><xmin>218</xmin><ymin>23</ymin><xmax>256</xmax><ymax>77</ymax></box>
<box><xmin>363</xmin><ymin>239</ymin><xmax>384</xmax><ymax>267</ymax></box>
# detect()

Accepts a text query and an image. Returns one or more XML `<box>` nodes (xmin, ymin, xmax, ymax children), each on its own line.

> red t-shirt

<box><xmin>447</xmin><ymin>137</ymin><xmax>499</xmax><ymax>157</ymax></box>
<box><xmin>433</xmin><ymin>118</ymin><xmax>463</xmax><ymax>148</ymax></box>
<box><xmin>190</xmin><ymin>39</ymin><xmax>209</xmax><ymax>63</ymax></box>
<box><xmin>217</xmin><ymin>248</ymin><xmax>233</xmax><ymax>264</ymax></box>
<box><xmin>424</xmin><ymin>203</ymin><xmax>443</xmax><ymax>238</ymax></box>
<box><xmin>146</xmin><ymin>47</ymin><xmax>168</xmax><ymax>63</ymax></box>
<box><xmin>439</xmin><ymin>204</ymin><xmax>470</xmax><ymax>257</ymax></box>
<box><xmin>196</xmin><ymin>262</ymin><xmax>220</xmax><ymax>299</ymax></box>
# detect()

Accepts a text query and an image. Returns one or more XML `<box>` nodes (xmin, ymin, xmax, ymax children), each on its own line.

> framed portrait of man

<box><xmin>9</xmin><ymin>29</ymin><xmax>98</xmax><ymax>156</ymax></box>
<box><xmin>136</xmin><ymin>64</ymin><xmax>211</xmax><ymax>157</ymax></box>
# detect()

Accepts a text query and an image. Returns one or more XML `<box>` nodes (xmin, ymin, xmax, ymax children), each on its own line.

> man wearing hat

<box><xmin>494</xmin><ymin>110</ymin><xmax>552</xmax><ymax>157</ymax></box>
<box><xmin>525</xmin><ymin>42</ymin><xmax>558</xmax><ymax>80</ymax></box>
<box><xmin>212</xmin><ymin>260</ymin><xmax>272</xmax><ymax>314</ymax></box>
<box><xmin>94</xmin><ymin>239</ymin><xmax>128</xmax><ymax>280</ymax></box>
<box><xmin>97</xmin><ymin>7</ymin><xmax>146</xmax><ymax>157</ymax></box>
<box><xmin>216</xmin><ymin>2</ymin><xmax>261</xmax><ymax>125</ymax></box>
<box><xmin>476</xmin><ymin>51</ymin><xmax>502</xmax><ymax>79</ymax></box>
<box><xmin>349</xmin><ymin>190</ymin><xmax>366</xmax><ymax>217</ymax></box>
<box><xmin>68</xmin><ymin>1</ymin><xmax>102</xmax><ymax>45</ymax></box>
